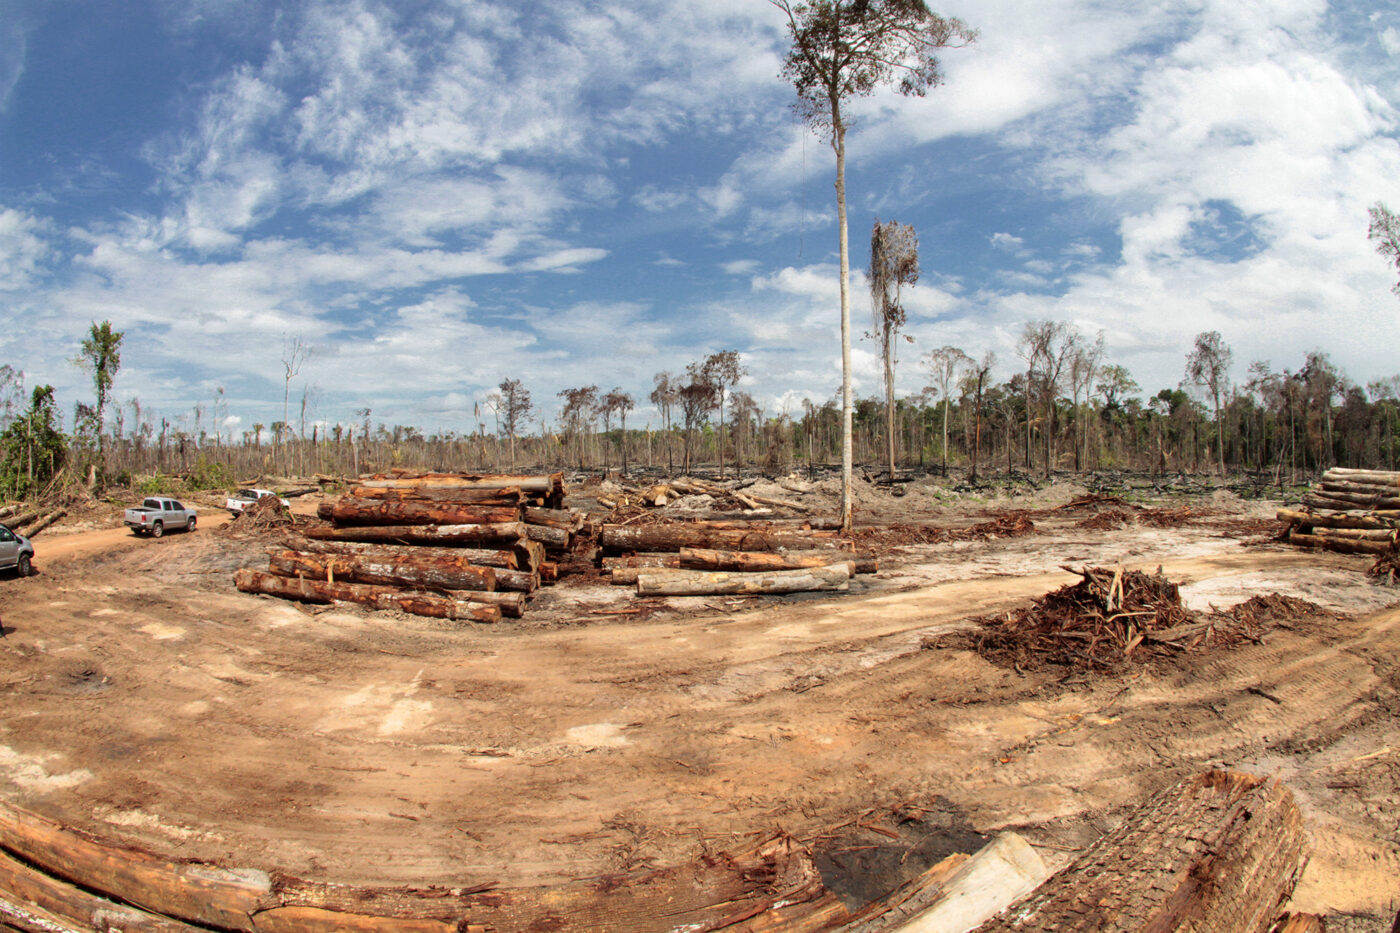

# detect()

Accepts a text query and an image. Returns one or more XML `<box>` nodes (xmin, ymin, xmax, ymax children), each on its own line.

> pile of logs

<box><xmin>1278</xmin><ymin>468</ymin><xmax>1400</xmax><ymax>556</ymax></box>
<box><xmin>235</xmin><ymin>472</ymin><xmax>577</xmax><ymax>622</ymax></box>
<box><xmin>598</xmin><ymin>519</ymin><xmax>876</xmax><ymax>597</ymax></box>
<box><xmin>0</xmin><ymin>504</ymin><xmax>67</xmax><ymax>539</ymax></box>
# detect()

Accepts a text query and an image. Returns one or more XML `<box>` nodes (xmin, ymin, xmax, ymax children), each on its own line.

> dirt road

<box><xmin>0</xmin><ymin>501</ymin><xmax>1397</xmax><ymax>928</ymax></box>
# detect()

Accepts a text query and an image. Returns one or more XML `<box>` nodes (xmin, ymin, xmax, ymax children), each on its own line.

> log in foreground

<box><xmin>234</xmin><ymin>569</ymin><xmax>501</xmax><ymax>623</ymax></box>
<box><xmin>970</xmin><ymin>770</ymin><xmax>1304</xmax><ymax>933</ymax></box>
<box><xmin>267</xmin><ymin>550</ymin><xmax>496</xmax><ymax>592</ymax></box>
<box><xmin>304</xmin><ymin>522</ymin><xmax>529</xmax><ymax>547</ymax></box>
<box><xmin>1287</xmin><ymin>531</ymin><xmax>1394</xmax><ymax>555</ymax></box>
<box><xmin>635</xmin><ymin>564</ymin><xmax>853</xmax><ymax>597</ymax></box>
<box><xmin>1276</xmin><ymin>508</ymin><xmax>1400</xmax><ymax>530</ymax></box>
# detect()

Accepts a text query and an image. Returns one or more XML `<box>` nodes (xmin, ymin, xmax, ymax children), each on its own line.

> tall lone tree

<box><xmin>74</xmin><ymin>320</ymin><xmax>123</xmax><ymax>468</ymax></box>
<box><xmin>1185</xmin><ymin>330</ymin><xmax>1233</xmax><ymax>476</ymax></box>
<box><xmin>773</xmin><ymin>0</ymin><xmax>975</xmax><ymax>531</ymax></box>
<box><xmin>1368</xmin><ymin>202</ymin><xmax>1400</xmax><ymax>297</ymax></box>
<box><xmin>868</xmin><ymin>218</ymin><xmax>919</xmax><ymax>482</ymax></box>
<box><xmin>701</xmin><ymin>351</ymin><xmax>745</xmax><ymax>479</ymax></box>
<box><xmin>497</xmin><ymin>378</ymin><xmax>533</xmax><ymax>470</ymax></box>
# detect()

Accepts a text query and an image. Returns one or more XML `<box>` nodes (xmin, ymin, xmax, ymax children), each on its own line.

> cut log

<box><xmin>347</xmin><ymin>485</ymin><xmax>525</xmax><ymax>505</ymax></box>
<box><xmin>1275</xmin><ymin>508</ymin><xmax>1400</xmax><ymax>530</ymax></box>
<box><xmin>268</xmin><ymin>550</ymin><xmax>496</xmax><ymax>592</ymax></box>
<box><xmin>1268</xmin><ymin>914</ymin><xmax>1325</xmax><ymax>933</ymax></box>
<box><xmin>611</xmin><ymin>566</ymin><xmax>686</xmax><ymax>585</ymax></box>
<box><xmin>539</xmin><ymin>562</ymin><xmax>558</xmax><ymax>584</ymax></box>
<box><xmin>601</xmin><ymin>553</ymin><xmax>681</xmax><ymax>572</ymax></box>
<box><xmin>0</xmin><ymin>803</ymin><xmax>269</xmax><ymax>931</ymax></box>
<box><xmin>514</xmin><ymin>539</ymin><xmax>546</xmax><ymax>573</ymax></box>
<box><xmin>274</xmin><ymin>486</ymin><xmax>320</xmax><ymax>498</ymax></box>
<box><xmin>1303</xmin><ymin>489</ymin><xmax>1400</xmax><ymax>510</ymax></box>
<box><xmin>493</xmin><ymin>569</ymin><xmax>540</xmax><ymax>593</ymax></box>
<box><xmin>1287</xmin><ymin>531</ymin><xmax>1394</xmax><ymax>555</ymax></box>
<box><xmin>874</xmin><ymin>833</ymin><xmax>1048</xmax><ymax>933</ymax></box>
<box><xmin>291</xmin><ymin>538</ymin><xmax>519</xmax><ymax>570</ymax></box>
<box><xmin>317</xmin><ymin>499</ymin><xmax>521</xmax><ymax>527</ymax></box>
<box><xmin>600</xmin><ymin>524</ymin><xmax>852</xmax><ymax>553</ymax></box>
<box><xmin>678</xmin><ymin>546</ymin><xmax>876</xmax><ymax>574</ymax></box>
<box><xmin>304</xmin><ymin>522</ymin><xmax>529</xmax><ymax>547</ymax></box>
<box><xmin>361</xmin><ymin>473</ymin><xmax>562</xmax><ymax>493</ymax></box>
<box><xmin>234</xmin><ymin>570</ymin><xmax>501</xmax><ymax>622</ymax></box>
<box><xmin>4</xmin><ymin>507</ymin><xmax>42</xmax><ymax>530</ymax></box>
<box><xmin>0</xmin><ymin>847</ymin><xmax>205</xmax><ymax>932</ymax></box>
<box><xmin>457</xmin><ymin>590</ymin><xmax>527</xmax><ymax>618</ymax></box>
<box><xmin>525</xmin><ymin>523</ymin><xmax>571</xmax><ymax>549</ymax></box>
<box><xmin>635</xmin><ymin>564</ymin><xmax>853</xmax><ymax>597</ymax></box>
<box><xmin>16</xmin><ymin>508</ymin><xmax>65</xmax><ymax>537</ymax></box>
<box><xmin>523</xmin><ymin>506</ymin><xmax>581</xmax><ymax>530</ymax></box>
<box><xmin>970</xmin><ymin>770</ymin><xmax>1305</xmax><ymax>933</ymax></box>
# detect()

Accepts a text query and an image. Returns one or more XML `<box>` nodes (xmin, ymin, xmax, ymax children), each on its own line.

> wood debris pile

<box><xmin>1278</xmin><ymin>468</ymin><xmax>1400</xmax><ymax>561</ymax></box>
<box><xmin>597</xmin><ymin>517</ymin><xmax>876</xmax><ymax>597</ymax></box>
<box><xmin>234</xmin><ymin>471</ymin><xmax>578</xmax><ymax>622</ymax></box>
<box><xmin>1055</xmin><ymin>495</ymin><xmax>1206</xmax><ymax>530</ymax></box>
<box><xmin>856</xmin><ymin>513</ymin><xmax>1036</xmax><ymax>547</ymax></box>
<box><xmin>968</xmin><ymin>565</ymin><xmax>1303</xmax><ymax>671</ymax></box>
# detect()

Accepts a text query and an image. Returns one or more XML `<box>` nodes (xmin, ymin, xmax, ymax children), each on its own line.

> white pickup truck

<box><xmin>225</xmin><ymin>488</ymin><xmax>290</xmax><ymax>514</ymax></box>
<box><xmin>124</xmin><ymin>497</ymin><xmax>197</xmax><ymax>537</ymax></box>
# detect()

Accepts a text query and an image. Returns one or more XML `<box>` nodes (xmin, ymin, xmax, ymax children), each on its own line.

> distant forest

<box><xmin>3</xmin><ymin>320</ymin><xmax>1398</xmax><ymax>499</ymax></box>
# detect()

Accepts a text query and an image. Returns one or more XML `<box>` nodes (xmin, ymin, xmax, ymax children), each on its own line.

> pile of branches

<box><xmin>970</xmin><ymin>565</ymin><xmax>1298</xmax><ymax>671</ymax></box>
<box><xmin>218</xmin><ymin>494</ymin><xmax>299</xmax><ymax>538</ymax></box>
<box><xmin>857</xmin><ymin>512</ymin><xmax>1036</xmax><ymax>547</ymax></box>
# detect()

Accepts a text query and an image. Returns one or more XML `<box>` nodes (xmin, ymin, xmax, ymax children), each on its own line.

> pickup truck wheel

<box><xmin>16</xmin><ymin>554</ymin><xmax>32</xmax><ymax>577</ymax></box>
<box><xmin>187</xmin><ymin>517</ymin><xmax>197</xmax><ymax>533</ymax></box>
<box><xmin>151</xmin><ymin>521</ymin><xmax>164</xmax><ymax>538</ymax></box>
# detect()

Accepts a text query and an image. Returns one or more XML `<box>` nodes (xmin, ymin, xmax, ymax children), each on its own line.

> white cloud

<box><xmin>989</xmin><ymin>232</ymin><xmax>1024</xmax><ymax>252</ymax></box>
<box><xmin>0</xmin><ymin>208</ymin><xmax>51</xmax><ymax>291</ymax></box>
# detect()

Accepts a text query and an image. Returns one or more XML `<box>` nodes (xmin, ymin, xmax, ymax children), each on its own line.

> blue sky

<box><xmin>1</xmin><ymin>0</ymin><xmax>1399</xmax><ymax>440</ymax></box>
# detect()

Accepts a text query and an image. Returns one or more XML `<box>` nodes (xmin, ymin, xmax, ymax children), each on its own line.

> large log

<box><xmin>679</xmin><ymin>546</ymin><xmax>877</xmax><ymax>574</ymax></box>
<box><xmin>16</xmin><ymin>508</ymin><xmax>66</xmax><ymax>537</ymax></box>
<box><xmin>1303</xmin><ymin>489</ymin><xmax>1400</xmax><ymax>510</ymax></box>
<box><xmin>600</xmin><ymin>524</ymin><xmax>852</xmax><ymax>553</ymax></box>
<box><xmin>347</xmin><ymin>485</ymin><xmax>525</xmax><ymax>505</ymax></box>
<box><xmin>0</xmin><ymin>847</ymin><xmax>204</xmax><ymax>932</ymax></box>
<box><xmin>493</xmin><ymin>569</ymin><xmax>540</xmax><ymax>593</ymax></box>
<box><xmin>524</xmin><ymin>523</ymin><xmax>571</xmax><ymax>549</ymax></box>
<box><xmin>601</xmin><ymin>553</ymin><xmax>681</xmax><ymax>571</ymax></box>
<box><xmin>291</xmin><ymin>538</ymin><xmax>519</xmax><ymax>570</ymax></box>
<box><xmin>268</xmin><ymin>550</ymin><xmax>496</xmax><ymax>592</ymax></box>
<box><xmin>635</xmin><ymin>564</ymin><xmax>853</xmax><ymax>597</ymax></box>
<box><xmin>523</xmin><ymin>506</ymin><xmax>581</xmax><ymax>530</ymax></box>
<box><xmin>1275</xmin><ymin>508</ymin><xmax>1400</xmax><ymax>530</ymax></box>
<box><xmin>361</xmin><ymin>472</ymin><xmax>563</xmax><ymax>493</ymax></box>
<box><xmin>970</xmin><ymin>771</ymin><xmax>1304</xmax><ymax>933</ymax></box>
<box><xmin>1323</xmin><ymin>467</ymin><xmax>1400</xmax><ymax>486</ymax></box>
<box><xmin>234</xmin><ymin>570</ymin><xmax>501</xmax><ymax>622</ymax></box>
<box><xmin>454</xmin><ymin>590</ymin><xmax>527</xmax><ymax>618</ymax></box>
<box><xmin>318</xmin><ymin>498</ymin><xmax>521</xmax><ymax>527</ymax></box>
<box><xmin>878</xmin><ymin>833</ymin><xmax>1048</xmax><ymax>933</ymax></box>
<box><xmin>304</xmin><ymin>522</ymin><xmax>529</xmax><ymax>547</ymax></box>
<box><xmin>1318</xmin><ymin>479</ymin><xmax>1400</xmax><ymax>498</ymax></box>
<box><xmin>1287</xmin><ymin>531</ymin><xmax>1394</xmax><ymax>555</ymax></box>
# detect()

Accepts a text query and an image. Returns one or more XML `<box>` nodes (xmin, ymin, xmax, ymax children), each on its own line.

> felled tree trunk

<box><xmin>678</xmin><ymin>546</ymin><xmax>876</xmax><ymax>574</ymax></box>
<box><xmin>600</xmin><ymin>524</ymin><xmax>851</xmax><ymax>553</ymax></box>
<box><xmin>304</xmin><ymin>522</ymin><xmax>529</xmax><ymax>548</ymax></box>
<box><xmin>1287</xmin><ymin>531</ymin><xmax>1393</xmax><ymax>555</ymax></box>
<box><xmin>234</xmin><ymin>570</ymin><xmax>501</xmax><ymax>623</ymax></box>
<box><xmin>317</xmin><ymin>499</ymin><xmax>521</xmax><ymax>527</ymax></box>
<box><xmin>267</xmin><ymin>550</ymin><xmax>496</xmax><ymax>592</ymax></box>
<box><xmin>347</xmin><ymin>485</ymin><xmax>525</xmax><ymax>504</ymax></box>
<box><xmin>635</xmin><ymin>564</ymin><xmax>853</xmax><ymax>597</ymax></box>
<box><xmin>970</xmin><ymin>771</ymin><xmax>1304</xmax><ymax>933</ymax></box>
<box><xmin>290</xmin><ymin>538</ymin><xmax>520</xmax><ymax>570</ymax></box>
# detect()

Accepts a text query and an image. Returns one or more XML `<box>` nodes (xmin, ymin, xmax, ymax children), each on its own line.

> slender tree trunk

<box><xmin>884</xmin><ymin>335</ymin><xmax>896</xmax><ymax>482</ymax></box>
<box><xmin>832</xmin><ymin>98</ymin><xmax>853</xmax><ymax>533</ymax></box>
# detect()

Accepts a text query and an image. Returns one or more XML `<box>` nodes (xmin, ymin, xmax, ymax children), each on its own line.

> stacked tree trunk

<box><xmin>0</xmin><ymin>504</ymin><xmax>67</xmax><ymax>538</ymax></box>
<box><xmin>598</xmin><ymin>519</ymin><xmax>876</xmax><ymax>597</ymax></box>
<box><xmin>1279</xmin><ymin>468</ymin><xmax>1400</xmax><ymax>555</ymax></box>
<box><xmin>235</xmin><ymin>472</ymin><xmax>575</xmax><ymax>621</ymax></box>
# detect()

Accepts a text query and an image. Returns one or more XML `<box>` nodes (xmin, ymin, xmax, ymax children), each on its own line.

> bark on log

<box><xmin>601</xmin><ymin>554</ymin><xmax>681</xmax><ymax>571</ymax></box>
<box><xmin>514</xmin><ymin>539</ymin><xmax>546</xmax><ymax>572</ymax></box>
<box><xmin>493</xmin><ymin>569</ymin><xmax>540</xmax><ymax>593</ymax></box>
<box><xmin>525</xmin><ymin>523</ymin><xmax>570</xmax><ymax>549</ymax></box>
<box><xmin>523</xmin><ymin>506</ymin><xmax>581</xmax><ymax>530</ymax></box>
<box><xmin>635</xmin><ymin>564</ymin><xmax>853</xmax><ymax>597</ymax></box>
<box><xmin>678</xmin><ymin>547</ymin><xmax>876</xmax><ymax>574</ymax></box>
<box><xmin>970</xmin><ymin>770</ymin><xmax>1304</xmax><ymax>933</ymax></box>
<box><xmin>1275</xmin><ymin>508</ymin><xmax>1400</xmax><ymax>530</ymax></box>
<box><xmin>1323</xmin><ymin>467</ymin><xmax>1400</xmax><ymax>485</ymax></box>
<box><xmin>1318</xmin><ymin>480</ymin><xmax>1400</xmax><ymax>498</ymax></box>
<box><xmin>1287</xmin><ymin>531</ymin><xmax>1394</xmax><ymax>555</ymax></box>
<box><xmin>290</xmin><ymin>538</ymin><xmax>519</xmax><ymax>570</ymax></box>
<box><xmin>600</xmin><ymin>524</ymin><xmax>852</xmax><ymax>553</ymax></box>
<box><xmin>318</xmin><ymin>499</ymin><xmax>521</xmax><ymax>527</ymax></box>
<box><xmin>4</xmin><ymin>508</ymin><xmax>42</xmax><ymax>530</ymax></box>
<box><xmin>1267</xmin><ymin>915</ymin><xmax>1325</xmax><ymax>933</ymax></box>
<box><xmin>347</xmin><ymin>485</ymin><xmax>525</xmax><ymax>505</ymax></box>
<box><xmin>16</xmin><ymin>509</ymin><xmax>65</xmax><ymax>537</ymax></box>
<box><xmin>303</xmin><ymin>522</ymin><xmax>529</xmax><ymax>547</ymax></box>
<box><xmin>0</xmin><ymin>848</ymin><xmax>204</xmax><ymax>932</ymax></box>
<box><xmin>454</xmin><ymin>590</ymin><xmax>527</xmax><ymax>618</ymax></box>
<box><xmin>1303</xmin><ymin>489</ymin><xmax>1400</xmax><ymax>510</ymax></box>
<box><xmin>0</xmin><ymin>803</ymin><xmax>270</xmax><ymax>931</ymax></box>
<box><xmin>234</xmin><ymin>570</ymin><xmax>501</xmax><ymax>622</ymax></box>
<box><xmin>871</xmin><ymin>834</ymin><xmax>1048</xmax><ymax>933</ymax></box>
<box><xmin>361</xmin><ymin>472</ymin><xmax>562</xmax><ymax>493</ymax></box>
<box><xmin>268</xmin><ymin>550</ymin><xmax>496</xmax><ymax>592</ymax></box>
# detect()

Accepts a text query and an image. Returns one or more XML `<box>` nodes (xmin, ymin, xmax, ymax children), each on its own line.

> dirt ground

<box><xmin>2</xmin><ymin>482</ymin><xmax>1400</xmax><ymax>929</ymax></box>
